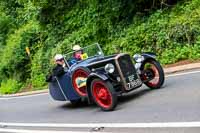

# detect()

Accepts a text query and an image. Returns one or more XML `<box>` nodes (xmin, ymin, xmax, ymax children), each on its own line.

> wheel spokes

<box><xmin>72</xmin><ymin>69</ymin><xmax>89</xmax><ymax>96</ymax></box>
<box><xmin>93</xmin><ymin>82</ymin><xmax>112</xmax><ymax>108</ymax></box>
<box><xmin>144</xmin><ymin>63</ymin><xmax>160</xmax><ymax>86</ymax></box>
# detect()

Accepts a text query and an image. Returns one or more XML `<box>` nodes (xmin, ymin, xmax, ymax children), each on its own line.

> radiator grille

<box><xmin>118</xmin><ymin>55</ymin><xmax>136</xmax><ymax>77</ymax></box>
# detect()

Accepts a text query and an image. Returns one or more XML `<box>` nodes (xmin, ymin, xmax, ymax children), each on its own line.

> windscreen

<box><xmin>63</xmin><ymin>43</ymin><xmax>104</xmax><ymax>67</ymax></box>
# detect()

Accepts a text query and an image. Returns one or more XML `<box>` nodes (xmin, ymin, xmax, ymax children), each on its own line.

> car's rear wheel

<box><xmin>72</xmin><ymin>68</ymin><xmax>90</xmax><ymax>97</ymax></box>
<box><xmin>91</xmin><ymin>79</ymin><xmax>117</xmax><ymax>111</ymax></box>
<box><xmin>141</xmin><ymin>59</ymin><xmax>165</xmax><ymax>89</ymax></box>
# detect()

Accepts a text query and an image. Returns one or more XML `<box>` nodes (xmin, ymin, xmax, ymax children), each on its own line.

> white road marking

<box><xmin>165</xmin><ymin>70</ymin><xmax>200</xmax><ymax>78</ymax></box>
<box><xmin>0</xmin><ymin>93</ymin><xmax>48</xmax><ymax>100</ymax></box>
<box><xmin>1</xmin><ymin>70</ymin><xmax>200</xmax><ymax>100</ymax></box>
<box><xmin>1</xmin><ymin>122</ymin><xmax>200</xmax><ymax>128</ymax></box>
<box><xmin>0</xmin><ymin>128</ymin><xmax>103</xmax><ymax>133</ymax></box>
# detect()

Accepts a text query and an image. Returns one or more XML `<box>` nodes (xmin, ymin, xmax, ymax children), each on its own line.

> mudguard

<box><xmin>141</xmin><ymin>52</ymin><xmax>156</xmax><ymax>62</ymax></box>
<box><xmin>49</xmin><ymin>73</ymin><xmax>80</xmax><ymax>101</ymax></box>
<box><xmin>87</xmin><ymin>72</ymin><xmax>108</xmax><ymax>82</ymax></box>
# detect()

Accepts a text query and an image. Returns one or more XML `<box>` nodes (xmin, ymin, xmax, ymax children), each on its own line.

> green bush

<box><xmin>31</xmin><ymin>73</ymin><xmax>46</xmax><ymax>88</ymax></box>
<box><xmin>105</xmin><ymin>0</ymin><xmax>200</xmax><ymax>64</ymax></box>
<box><xmin>0</xmin><ymin>21</ymin><xmax>40</xmax><ymax>82</ymax></box>
<box><xmin>31</xmin><ymin>48</ymin><xmax>52</xmax><ymax>88</ymax></box>
<box><xmin>0</xmin><ymin>0</ymin><xmax>200</xmax><ymax>94</ymax></box>
<box><xmin>0</xmin><ymin>79</ymin><xmax>22</xmax><ymax>94</ymax></box>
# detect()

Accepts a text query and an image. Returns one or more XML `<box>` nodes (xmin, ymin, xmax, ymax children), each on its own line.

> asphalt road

<box><xmin>0</xmin><ymin>70</ymin><xmax>200</xmax><ymax>132</ymax></box>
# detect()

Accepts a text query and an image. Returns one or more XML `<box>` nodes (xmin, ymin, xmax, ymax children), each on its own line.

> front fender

<box><xmin>87</xmin><ymin>72</ymin><xmax>108</xmax><ymax>82</ymax></box>
<box><xmin>141</xmin><ymin>52</ymin><xmax>156</xmax><ymax>62</ymax></box>
<box><xmin>134</xmin><ymin>52</ymin><xmax>157</xmax><ymax>71</ymax></box>
<box><xmin>86</xmin><ymin>72</ymin><xmax>109</xmax><ymax>103</ymax></box>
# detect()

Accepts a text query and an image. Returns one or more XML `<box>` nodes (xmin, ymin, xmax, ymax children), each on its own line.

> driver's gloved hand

<box><xmin>51</xmin><ymin>76</ymin><xmax>57</xmax><ymax>82</ymax></box>
<box><xmin>46</xmin><ymin>75</ymin><xmax>52</xmax><ymax>82</ymax></box>
<box><xmin>64</xmin><ymin>67</ymin><xmax>68</xmax><ymax>72</ymax></box>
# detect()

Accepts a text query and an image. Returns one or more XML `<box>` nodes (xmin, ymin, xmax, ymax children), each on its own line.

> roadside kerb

<box><xmin>164</xmin><ymin>63</ymin><xmax>200</xmax><ymax>74</ymax></box>
<box><xmin>0</xmin><ymin>89</ymin><xmax>48</xmax><ymax>98</ymax></box>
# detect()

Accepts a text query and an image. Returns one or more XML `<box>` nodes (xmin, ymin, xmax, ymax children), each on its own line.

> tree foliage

<box><xmin>0</xmin><ymin>0</ymin><xmax>199</xmax><ymax>94</ymax></box>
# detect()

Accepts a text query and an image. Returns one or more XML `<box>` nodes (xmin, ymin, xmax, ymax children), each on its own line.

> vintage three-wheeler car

<box><xmin>49</xmin><ymin>43</ymin><xmax>165</xmax><ymax>111</ymax></box>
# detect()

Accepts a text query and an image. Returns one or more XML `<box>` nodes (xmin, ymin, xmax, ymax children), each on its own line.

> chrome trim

<box><xmin>114</xmin><ymin>53</ymin><xmax>129</xmax><ymax>91</ymax></box>
<box><xmin>114</xmin><ymin>53</ymin><xmax>142</xmax><ymax>91</ymax></box>
<box><xmin>96</xmin><ymin>43</ymin><xmax>104</xmax><ymax>56</ymax></box>
<box><xmin>63</xmin><ymin>43</ymin><xmax>105</xmax><ymax>68</ymax></box>
<box><xmin>63</xmin><ymin>43</ymin><xmax>104</xmax><ymax>59</ymax></box>
<box><xmin>64</xmin><ymin>58</ymin><xmax>70</xmax><ymax>68</ymax></box>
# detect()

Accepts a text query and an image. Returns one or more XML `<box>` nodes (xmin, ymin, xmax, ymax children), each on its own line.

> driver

<box><xmin>67</xmin><ymin>45</ymin><xmax>83</xmax><ymax>66</ymax></box>
<box><xmin>68</xmin><ymin>45</ymin><xmax>88</xmax><ymax>66</ymax></box>
<box><xmin>72</xmin><ymin>45</ymin><xmax>83</xmax><ymax>61</ymax></box>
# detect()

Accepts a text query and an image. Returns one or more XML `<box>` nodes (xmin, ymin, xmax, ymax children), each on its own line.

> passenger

<box><xmin>46</xmin><ymin>54</ymin><xmax>66</xmax><ymax>82</ymax></box>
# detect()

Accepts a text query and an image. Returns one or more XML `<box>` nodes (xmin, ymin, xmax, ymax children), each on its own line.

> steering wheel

<box><xmin>70</xmin><ymin>58</ymin><xmax>77</xmax><ymax>64</ymax></box>
<box><xmin>67</xmin><ymin>58</ymin><xmax>77</xmax><ymax>66</ymax></box>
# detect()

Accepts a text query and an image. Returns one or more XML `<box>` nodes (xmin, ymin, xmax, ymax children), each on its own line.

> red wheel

<box><xmin>72</xmin><ymin>68</ymin><xmax>89</xmax><ymax>97</ymax></box>
<box><xmin>146</xmin><ymin>65</ymin><xmax>159</xmax><ymax>86</ymax></box>
<box><xmin>141</xmin><ymin>60</ymin><xmax>165</xmax><ymax>89</ymax></box>
<box><xmin>91</xmin><ymin>79</ymin><xmax>117</xmax><ymax>111</ymax></box>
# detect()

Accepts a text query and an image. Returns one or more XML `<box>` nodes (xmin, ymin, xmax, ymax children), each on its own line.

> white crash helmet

<box><xmin>72</xmin><ymin>45</ymin><xmax>81</xmax><ymax>51</ymax></box>
<box><xmin>54</xmin><ymin>54</ymin><xmax>64</xmax><ymax>61</ymax></box>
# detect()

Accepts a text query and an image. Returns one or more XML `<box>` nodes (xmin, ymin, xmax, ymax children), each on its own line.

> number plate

<box><xmin>127</xmin><ymin>74</ymin><xmax>142</xmax><ymax>90</ymax></box>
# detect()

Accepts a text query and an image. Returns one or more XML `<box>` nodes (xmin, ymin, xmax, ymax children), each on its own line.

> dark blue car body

<box><xmin>48</xmin><ymin>44</ymin><xmax>164</xmax><ymax>111</ymax></box>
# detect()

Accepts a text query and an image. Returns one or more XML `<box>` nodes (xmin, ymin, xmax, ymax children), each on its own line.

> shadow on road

<box><xmin>59</xmin><ymin>100</ymin><xmax>96</xmax><ymax>110</ymax></box>
<box><xmin>58</xmin><ymin>85</ymin><xmax>167</xmax><ymax>111</ymax></box>
<box><xmin>118</xmin><ymin>88</ymin><xmax>155</xmax><ymax>103</ymax></box>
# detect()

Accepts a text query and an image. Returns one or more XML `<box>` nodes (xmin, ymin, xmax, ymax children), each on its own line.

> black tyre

<box><xmin>90</xmin><ymin>79</ymin><xmax>117</xmax><ymax>111</ymax></box>
<box><xmin>141</xmin><ymin>59</ymin><xmax>165</xmax><ymax>89</ymax></box>
<box><xmin>70</xmin><ymin>99</ymin><xmax>82</xmax><ymax>106</ymax></box>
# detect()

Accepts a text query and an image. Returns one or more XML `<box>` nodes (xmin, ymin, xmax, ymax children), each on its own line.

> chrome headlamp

<box><xmin>133</xmin><ymin>54</ymin><xmax>144</xmax><ymax>63</ymax></box>
<box><xmin>105</xmin><ymin>63</ymin><xmax>115</xmax><ymax>74</ymax></box>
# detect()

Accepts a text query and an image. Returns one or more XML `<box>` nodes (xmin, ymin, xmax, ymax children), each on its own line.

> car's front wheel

<box><xmin>141</xmin><ymin>59</ymin><xmax>165</xmax><ymax>89</ymax></box>
<box><xmin>90</xmin><ymin>79</ymin><xmax>117</xmax><ymax>111</ymax></box>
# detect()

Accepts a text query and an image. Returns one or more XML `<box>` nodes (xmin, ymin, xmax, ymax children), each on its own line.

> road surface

<box><xmin>0</xmin><ymin>70</ymin><xmax>200</xmax><ymax>132</ymax></box>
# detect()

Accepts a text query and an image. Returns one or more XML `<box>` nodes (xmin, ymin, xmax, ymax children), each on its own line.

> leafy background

<box><xmin>0</xmin><ymin>0</ymin><xmax>200</xmax><ymax>94</ymax></box>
